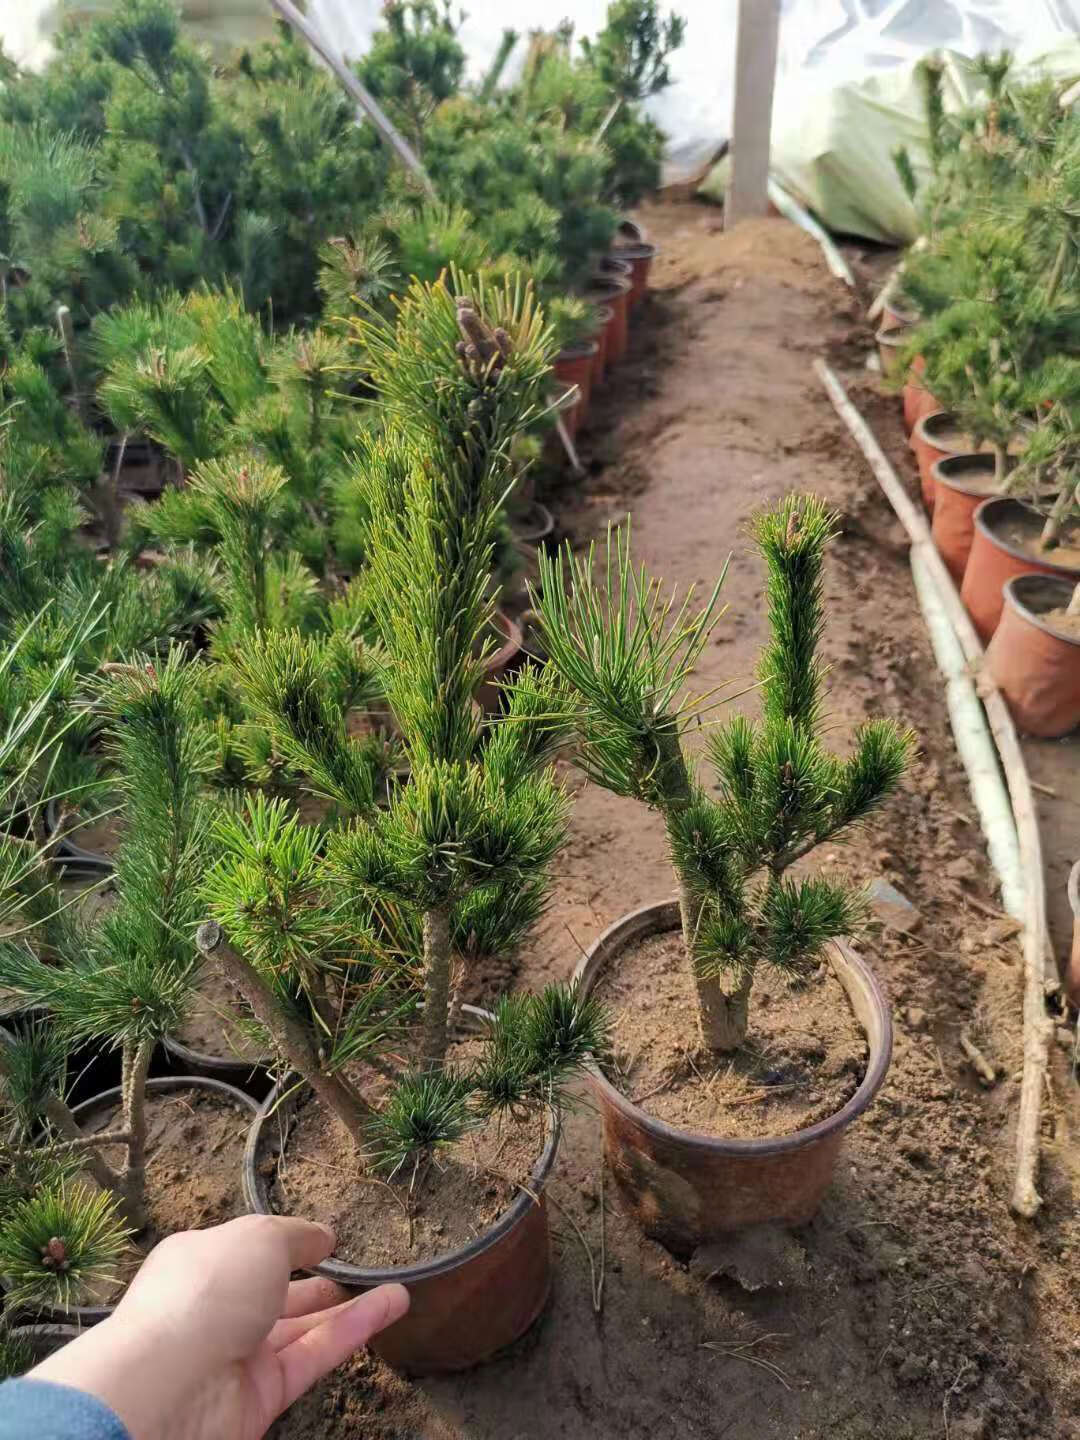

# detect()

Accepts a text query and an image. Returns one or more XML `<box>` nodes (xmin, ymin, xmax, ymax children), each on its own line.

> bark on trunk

<box><xmin>196</xmin><ymin>921</ymin><xmax>370</xmax><ymax>1142</ymax></box>
<box><xmin>420</xmin><ymin>904</ymin><xmax>453</xmax><ymax>1067</ymax></box>
<box><xmin>694</xmin><ymin>968</ymin><xmax>754</xmax><ymax>1052</ymax></box>
<box><xmin>119</xmin><ymin>1037</ymin><xmax>153</xmax><ymax>1229</ymax></box>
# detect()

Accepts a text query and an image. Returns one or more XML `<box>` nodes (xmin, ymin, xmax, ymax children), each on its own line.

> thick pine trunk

<box><xmin>119</xmin><ymin>1037</ymin><xmax>153</xmax><ymax>1229</ymax></box>
<box><xmin>693</xmin><ymin>969</ymin><xmax>754</xmax><ymax>1053</ymax></box>
<box><xmin>196</xmin><ymin>921</ymin><xmax>369</xmax><ymax>1144</ymax></box>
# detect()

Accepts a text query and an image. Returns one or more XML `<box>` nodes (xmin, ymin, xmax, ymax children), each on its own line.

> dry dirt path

<box><xmin>275</xmin><ymin>202</ymin><xmax>1080</xmax><ymax>1440</ymax></box>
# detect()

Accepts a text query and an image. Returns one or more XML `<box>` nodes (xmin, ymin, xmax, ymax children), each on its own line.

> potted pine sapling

<box><xmin>984</xmin><ymin>374</ymin><xmax>1080</xmax><ymax>736</ymax></box>
<box><xmin>197</xmin><ymin>274</ymin><xmax>608</xmax><ymax>1374</ymax></box>
<box><xmin>533</xmin><ymin>496</ymin><xmax>912</xmax><ymax>1253</ymax></box>
<box><xmin>0</xmin><ymin>652</ymin><xmax>258</xmax><ymax>1321</ymax></box>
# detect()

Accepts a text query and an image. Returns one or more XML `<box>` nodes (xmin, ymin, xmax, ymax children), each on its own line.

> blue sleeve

<box><xmin>0</xmin><ymin>1378</ymin><xmax>130</xmax><ymax>1440</ymax></box>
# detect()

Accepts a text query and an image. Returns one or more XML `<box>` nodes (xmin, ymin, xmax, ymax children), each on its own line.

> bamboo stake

<box><xmin>814</xmin><ymin>358</ymin><xmax>1053</xmax><ymax>1219</ymax></box>
<box><xmin>267</xmin><ymin>0</ymin><xmax>436</xmax><ymax>197</ymax></box>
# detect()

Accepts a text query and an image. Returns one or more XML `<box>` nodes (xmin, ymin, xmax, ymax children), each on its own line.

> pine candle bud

<box><xmin>40</xmin><ymin>1237</ymin><xmax>70</xmax><ymax>1271</ymax></box>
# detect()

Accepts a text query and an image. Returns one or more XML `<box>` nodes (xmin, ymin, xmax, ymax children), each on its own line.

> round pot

<box><xmin>880</xmin><ymin>299</ymin><xmax>919</xmax><ymax>333</ymax></box>
<box><xmin>614</xmin><ymin>217</ymin><xmax>647</xmax><ymax>247</ymax></box>
<box><xmin>583</xmin><ymin>278</ymin><xmax>631</xmax><ymax>367</ymax></box>
<box><xmin>106</xmin><ymin>437</ymin><xmax>167</xmax><ymax>498</ymax></box>
<box><xmin>571</xmin><ymin>900</ymin><xmax>892</xmax><ymax>1254</ymax></box>
<box><xmin>961</xmin><ymin>497</ymin><xmax>1080</xmax><ymax>644</ymax></box>
<box><xmin>875</xmin><ymin>327</ymin><xmax>909</xmax><ymax>381</ymax></box>
<box><xmin>930</xmin><ymin>453</ymin><xmax>1003</xmax><ymax>584</ymax></box>
<box><xmin>594</xmin><ymin>255</ymin><xmax>632</xmax><ymax>285</ymax></box>
<box><xmin>588</xmin><ymin>304</ymin><xmax>614</xmax><ymax>389</ymax></box>
<box><xmin>162</xmin><ymin>1025</ymin><xmax>273</xmax><ymax>1097</ymax></box>
<box><xmin>18</xmin><ymin>1076</ymin><xmax>259</xmax><ymax>1327</ymax></box>
<box><xmin>902</xmin><ymin>355</ymin><xmax>936</xmax><ymax>436</ymax></box>
<box><xmin>8</xmin><ymin>1323</ymin><xmax>80</xmax><ymax>1367</ymax></box>
<box><xmin>509</xmin><ymin>501</ymin><xmax>554</xmax><ymax>548</ymax></box>
<box><xmin>44</xmin><ymin>797</ymin><xmax>116</xmax><ymax>875</ymax></box>
<box><xmin>610</xmin><ymin>242</ymin><xmax>658</xmax><ymax>308</ymax></box>
<box><xmin>475</xmin><ymin>609</ymin><xmax>523</xmax><ymax>716</ymax></box>
<box><xmin>984</xmin><ymin>574</ymin><xmax>1080</xmax><ymax>738</ymax></box>
<box><xmin>243</xmin><ymin>1077</ymin><xmax>558</xmax><ymax>1374</ymax></box>
<box><xmin>1066</xmin><ymin>859</ymin><xmax>1080</xmax><ymax>1008</ymax></box>
<box><xmin>552</xmin><ymin>342</ymin><xmax>598</xmax><ymax>437</ymax></box>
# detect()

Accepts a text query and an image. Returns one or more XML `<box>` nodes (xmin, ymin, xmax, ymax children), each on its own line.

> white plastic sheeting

<box><xmin>5</xmin><ymin>1</ymin><xmax>1080</xmax><ymax>238</ymax></box>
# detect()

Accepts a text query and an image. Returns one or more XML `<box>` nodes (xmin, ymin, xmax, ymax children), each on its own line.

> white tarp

<box><xmin>5</xmin><ymin>1</ymin><xmax>1080</xmax><ymax>239</ymax></box>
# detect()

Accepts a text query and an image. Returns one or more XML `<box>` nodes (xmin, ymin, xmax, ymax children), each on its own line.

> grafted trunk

<box><xmin>420</xmin><ymin>904</ymin><xmax>453</xmax><ymax>1067</ymax></box>
<box><xmin>693</xmin><ymin>968</ymin><xmax>755</xmax><ymax>1053</ymax></box>
<box><xmin>119</xmin><ymin>1037</ymin><xmax>153</xmax><ymax>1229</ymax></box>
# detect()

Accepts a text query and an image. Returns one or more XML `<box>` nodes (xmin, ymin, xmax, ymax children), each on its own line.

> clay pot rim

<box><xmin>583</xmin><ymin>277</ymin><xmax>632</xmax><ymax>300</ymax></box>
<box><xmin>930</xmin><ymin>452</ymin><xmax>1003</xmax><ymax>498</ymax></box>
<box><xmin>22</xmin><ymin>1076</ymin><xmax>260</xmax><ymax>1327</ymax></box>
<box><xmin>509</xmin><ymin>501</ymin><xmax>554</xmax><ymax>546</ymax></box>
<box><xmin>554</xmin><ymin>339</ymin><xmax>600</xmax><ymax>363</ymax></box>
<box><xmin>916</xmin><ymin>412</ymin><xmax>1024</xmax><ymax>460</ymax></box>
<box><xmin>1001</xmin><ymin>573</ymin><xmax>1080</xmax><ymax>648</ymax></box>
<box><xmin>242</xmin><ymin>1006</ymin><xmax>559</xmax><ymax>1287</ymax></box>
<box><xmin>973</xmin><ymin>496</ymin><xmax>1080</xmax><ymax>581</ymax></box>
<box><xmin>595</xmin><ymin>256</ymin><xmax>632</xmax><ymax>278</ymax></box>
<box><xmin>874</xmin><ymin>326</ymin><xmax>910</xmax><ymax>349</ymax></box>
<box><xmin>571</xmin><ymin>898</ymin><xmax>892</xmax><ymax>1157</ymax></box>
<box><xmin>883</xmin><ymin>302</ymin><xmax>920</xmax><ymax>327</ymax></box>
<box><xmin>163</xmin><ymin>1021</ymin><xmax>273</xmax><ymax>1078</ymax></box>
<box><xmin>485</xmin><ymin>609</ymin><xmax>523</xmax><ymax>674</ymax></box>
<box><xmin>615</xmin><ymin>218</ymin><xmax>647</xmax><ymax>244</ymax></box>
<box><xmin>610</xmin><ymin>241</ymin><xmax>659</xmax><ymax>261</ymax></box>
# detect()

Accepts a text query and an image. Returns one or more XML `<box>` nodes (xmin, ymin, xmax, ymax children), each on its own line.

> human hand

<box><xmin>29</xmin><ymin>1214</ymin><xmax>409</xmax><ymax>1440</ymax></box>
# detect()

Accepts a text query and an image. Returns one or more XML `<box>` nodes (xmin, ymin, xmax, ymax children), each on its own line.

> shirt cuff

<box><xmin>0</xmin><ymin>1377</ymin><xmax>132</xmax><ymax>1440</ymax></box>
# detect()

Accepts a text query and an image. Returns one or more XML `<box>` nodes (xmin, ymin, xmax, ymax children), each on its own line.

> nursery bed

<box><xmin>270</xmin><ymin>200</ymin><xmax>1080</xmax><ymax>1440</ymax></box>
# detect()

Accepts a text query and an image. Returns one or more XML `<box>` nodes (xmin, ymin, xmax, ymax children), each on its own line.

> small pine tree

<box><xmin>534</xmin><ymin>497</ymin><xmax>913</xmax><ymax>1051</ymax></box>
<box><xmin>198</xmin><ymin>276</ymin><xmax>608</xmax><ymax>1181</ymax></box>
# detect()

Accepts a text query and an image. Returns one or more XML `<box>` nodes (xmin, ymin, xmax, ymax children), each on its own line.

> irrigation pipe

<box><xmin>767</xmin><ymin>181</ymin><xmax>855</xmax><ymax>288</ymax></box>
<box><xmin>814</xmin><ymin>358</ymin><xmax>1054</xmax><ymax>1220</ymax></box>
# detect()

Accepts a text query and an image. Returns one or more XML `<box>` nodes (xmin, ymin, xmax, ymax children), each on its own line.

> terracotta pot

<box><xmin>610</xmin><ymin>242</ymin><xmax>658</xmax><ymax>307</ymax></box>
<box><xmin>875</xmin><ymin>327</ymin><xmax>908</xmax><ymax>381</ymax></box>
<box><xmin>588</xmin><ymin>304</ymin><xmax>613</xmax><ymax>388</ymax></box>
<box><xmin>583</xmin><ymin>277</ymin><xmax>631</xmax><ymax>367</ymax></box>
<box><xmin>1066</xmin><ymin>860</ymin><xmax>1080</xmax><ymax>1008</ymax></box>
<box><xmin>615</xmin><ymin>217</ymin><xmax>647</xmax><ymax>246</ymax></box>
<box><xmin>475</xmin><ymin>609</ymin><xmax>523</xmax><ymax>715</ymax></box>
<box><xmin>930</xmin><ymin>453</ymin><xmax>1002</xmax><ymax>584</ymax></box>
<box><xmin>961</xmin><ymin>497</ymin><xmax>1080</xmax><ymax>644</ymax></box>
<box><xmin>571</xmin><ymin>900</ymin><xmax>892</xmax><ymax>1254</ymax></box>
<box><xmin>243</xmin><ymin>1074</ymin><xmax>558</xmax><ymax>1374</ymax></box>
<box><xmin>594</xmin><ymin>255</ymin><xmax>632</xmax><ymax>285</ymax></box>
<box><xmin>984</xmin><ymin>574</ymin><xmax>1080</xmax><ymax>738</ymax></box>
<box><xmin>880</xmin><ymin>300</ymin><xmax>919</xmax><ymax>333</ymax></box>
<box><xmin>902</xmin><ymin>355</ymin><xmax>936</xmax><ymax>436</ymax></box>
<box><xmin>552</xmin><ymin>342</ymin><xmax>598</xmax><ymax>436</ymax></box>
<box><xmin>17</xmin><ymin>1077</ymin><xmax>258</xmax><ymax>1327</ymax></box>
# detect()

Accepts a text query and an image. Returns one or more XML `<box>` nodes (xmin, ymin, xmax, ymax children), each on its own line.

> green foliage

<box><xmin>353</xmin><ymin>1</ymin><xmax>466</xmax><ymax>154</ymax></box>
<box><xmin>535</xmin><ymin>496</ymin><xmax>913</xmax><ymax>1047</ymax></box>
<box><xmin>581</xmin><ymin>0</ymin><xmax>685</xmax><ymax>102</ymax></box>
<box><xmin>367</xmin><ymin>1067</ymin><xmax>474</xmax><ymax>1175</ymax></box>
<box><xmin>0</xmin><ymin>1180</ymin><xmax>130</xmax><ymax>1313</ymax></box>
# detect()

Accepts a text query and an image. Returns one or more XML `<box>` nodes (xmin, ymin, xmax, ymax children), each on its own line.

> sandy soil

<box><xmin>271</xmin><ymin>199</ymin><xmax>1080</xmax><ymax>1440</ymax></box>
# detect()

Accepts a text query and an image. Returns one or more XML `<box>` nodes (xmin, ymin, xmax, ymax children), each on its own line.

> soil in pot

<box><xmin>267</xmin><ymin>1040</ymin><xmax>544</xmax><ymax>1270</ymax></box>
<box><xmin>911</xmin><ymin>412</ymin><xmax>1021</xmax><ymax>515</ymax></box>
<box><xmin>56</xmin><ymin>1082</ymin><xmax>254</xmax><ymax>1314</ymax></box>
<box><xmin>961</xmin><ymin>496</ymin><xmax>1080</xmax><ymax>643</ymax></box>
<box><xmin>172</xmin><ymin>968</ymin><xmax>270</xmax><ymax>1068</ymax></box>
<box><xmin>595</xmin><ymin>929</ymin><xmax>866</xmax><ymax>1139</ymax></box>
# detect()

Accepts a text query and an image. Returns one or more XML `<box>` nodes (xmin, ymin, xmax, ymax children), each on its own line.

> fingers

<box><xmin>272</xmin><ymin>1284</ymin><xmax>410</xmax><ymax>1415</ymax></box>
<box><xmin>271</xmin><ymin>1215</ymin><xmax>337</xmax><ymax>1274</ymax></box>
<box><xmin>269</xmin><ymin>1297</ymin><xmax>354</xmax><ymax>1352</ymax></box>
<box><xmin>281</xmin><ymin>1275</ymin><xmax>352</xmax><ymax>1320</ymax></box>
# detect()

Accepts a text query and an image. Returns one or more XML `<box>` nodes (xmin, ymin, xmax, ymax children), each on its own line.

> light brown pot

<box><xmin>244</xmin><ymin>1074</ymin><xmax>558</xmax><ymax>1375</ymax></box>
<box><xmin>902</xmin><ymin>355</ymin><xmax>936</xmax><ymax>435</ymax></box>
<box><xmin>571</xmin><ymin>900</ymin><xmax>892</xmax><ymax>1255</ymax></box>
<box><xmin>875</xmin><ymin>327</ymin><xmax>909</xmax><ymax>381</ymax></box>
<box><xmin>583</xmin><ymin>277</ymin><xmax>632</xmax><ymax>367</ymax></box>
<box><xmin>475</xmin><ymin>609</ymin><xmax>523</xmax><ymax>715</ymax></box>
<box><xmin>552</xmin><ymin>342</ymin><xmax>599</xmax><ymax>436</ymax></box>
<box><xmin>984</xmin><ymin>574</ymin><xmax>1080</xmax><ymax>738</ymax></box>
<box><xmin>930</xmin><ymin>453</ymin><xmax>1002</xmax><ymax>584</ymax></box>
<box><xmin>961</xmin><ymin>497</ymin><xmax>1080</xmax><ymax>644</ymax></box>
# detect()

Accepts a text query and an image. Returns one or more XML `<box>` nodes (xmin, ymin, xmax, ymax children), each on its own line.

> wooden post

<box><xmin>726</xmin><ymin>0</ymin><xmax>781</xmax><ymax>228</ymax></box>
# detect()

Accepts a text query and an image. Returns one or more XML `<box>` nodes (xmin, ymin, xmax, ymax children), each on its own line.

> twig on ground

<box><xmin>943</xmin><ymin>1360</ymin><xmax>975</xmax><ymax>1437</ymax></box>
<box><xmin>702</xmin><ymin>1333</ymin><xmax>793</xmax><ymax>1390</ymax></box>
<box><xmin>960</xmin><ymin>1031</ymin><xmax>998</xmax><ymax>1086</ymax></box>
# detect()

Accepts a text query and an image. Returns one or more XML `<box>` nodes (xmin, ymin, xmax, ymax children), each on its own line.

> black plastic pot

<box><xmin>13</xmin><ymin>1076</ymin><xmax>258</xmax><ymax>1328</ymax></box>
<box><xmin>242</xmin><ymin>1006</ymin><xmax>559</xmax><ymax>1375</ymax></box>
<box><xmin>44</xmin><ymin>796</ymin><xmax>116</xmax><ymax>875</ymax></box>
<box><xmin>8</xmin><ymin>1323</ymin><xmax>80</xmax><ymax>1366</ymax></box>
